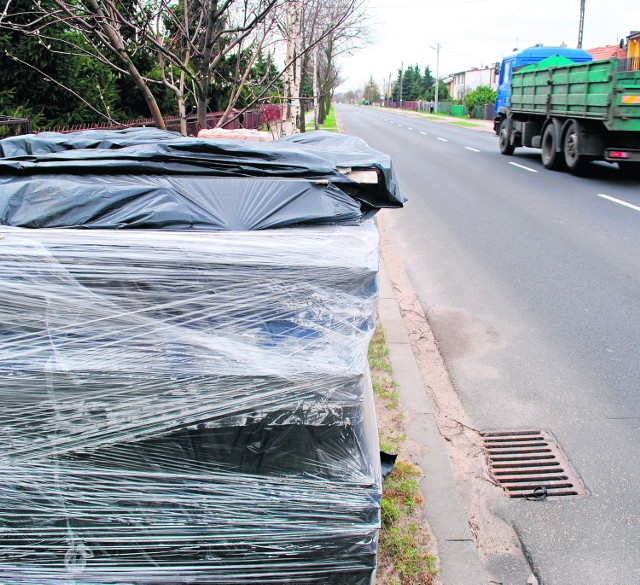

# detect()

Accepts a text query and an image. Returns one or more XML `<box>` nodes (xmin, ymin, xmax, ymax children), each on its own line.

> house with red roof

<box><xmin>586</xmin><ymin>44</ymin><xmax>626</xmax><ymax>61</ymax></box>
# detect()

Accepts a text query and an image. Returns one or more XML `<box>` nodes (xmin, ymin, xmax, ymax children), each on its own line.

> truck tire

<box><xmin>499</xmin><ymin>119</ymin><xmax>515</xmax><ymax>155</ymax></box>
<box><xmin>541</xmin><ymin>124</ymin><xmax>565</xmax><ymax>170</ymax></box>
<box><xmin>563</xmin><ymin>121</ymin><xmax>588</xmax><ymax>174</ymax></box>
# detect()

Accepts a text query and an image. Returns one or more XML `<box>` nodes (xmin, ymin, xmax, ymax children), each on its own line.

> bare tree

<box><xmin>317</xmin><ymin>0</ymin><xmax>368</xmax><ymax>125</ymax></box>
<box><xmin>279</xmin><ymin>0</ymin><xmax>367</xmax><ymax>132</ymax></box>
<box><xmin>0</xmin><ymin>0</ymin><xmax>281</xmax><ymax>131</ymax></box>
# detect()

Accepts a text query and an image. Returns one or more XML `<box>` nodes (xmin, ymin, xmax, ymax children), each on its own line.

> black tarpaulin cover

<box><xmin>0</xmin><ymin>129</ymin><xmax>404</xmax><ymax>229</ymax></box>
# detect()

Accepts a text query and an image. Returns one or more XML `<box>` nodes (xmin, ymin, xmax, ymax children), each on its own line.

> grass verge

<box><xmin>451</xmin><ymin>121</ymin><xmax>480</xmax><ymax>127</ymax></box>
<box><xmin>369</xmin><ymin>323</ymin><xmax>439</xmax><ymax>584</ymax></box>
<box><xmin>318</xmin><ymin>107</ymin><xmax>339</xmax><ymax>132</ymax></box>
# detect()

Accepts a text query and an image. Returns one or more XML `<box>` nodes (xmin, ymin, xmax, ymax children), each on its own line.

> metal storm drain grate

<box><xmin>482</xmin><ymin>430</ymin><xmax>587</xmax><ymax>499</ymax></box>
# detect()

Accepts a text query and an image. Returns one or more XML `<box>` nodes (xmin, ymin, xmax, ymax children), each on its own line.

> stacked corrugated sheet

<box><xmin>0</xmin><ymin>129</ymin><xmax>404</xmax><ymax>584</ymax></box>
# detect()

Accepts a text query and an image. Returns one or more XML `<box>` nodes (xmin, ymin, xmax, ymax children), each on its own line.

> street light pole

<box><xmin>577</xmin><ymin>0</ymin><xmax>586</xmax><ymax>48</ymax></box>
<box><xmin>431</xmin><ymin>43</ymin><xmax>441</xmax><ymax>113</ymax></box>
<box><xmin>399</xmin><ymin>61</ymin><xmax>403</xmax><ymax>108</ymax></box>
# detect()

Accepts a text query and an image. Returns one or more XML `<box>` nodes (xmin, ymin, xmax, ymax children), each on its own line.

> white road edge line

<box><xmin>419</xmin><ymin>131</ymin><xmax>427</xmax><ymax>135</ymax></box>
<box><xmin>437</xmin><ymin>137</ymin><xmax>448</xmax><ymax>142</ymax></box>
<box><xmin>509</xmin><ymin>161</ymin><xmax>538</xmax><ymax>173</ymax></box>
<box><xmin>598</xmin><ymin>193</ymin><xmax>640</xmax><ymax>212</ymax></box>
<box><xmin>465</xmin><ymin>147</ymin><xmax>480</xmax><ymax>152</ymax></box>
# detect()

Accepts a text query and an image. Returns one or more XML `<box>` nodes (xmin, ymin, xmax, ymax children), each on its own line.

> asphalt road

<box><xmin>337</xmin><ymin>104</ymin><xmax>640</xmax><ymax>585</ymax></box>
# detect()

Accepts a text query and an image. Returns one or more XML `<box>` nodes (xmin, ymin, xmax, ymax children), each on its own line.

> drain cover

<box><xmin>482</xmin><ymin>430</ymin><xmax>587</xmax><ymax>499</ymax></box>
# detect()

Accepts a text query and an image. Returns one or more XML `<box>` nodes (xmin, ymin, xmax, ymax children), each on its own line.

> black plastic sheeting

<box><xmin>0</xmin><ymin>129</ymin><xmax>405</xmax><ymax>230</ymax></box>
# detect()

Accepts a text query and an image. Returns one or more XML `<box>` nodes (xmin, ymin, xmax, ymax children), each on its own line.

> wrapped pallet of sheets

<box><xmin>0</xmin><ymin>129</ymin><xmax>405</xmax><ymax>584</ymax></box>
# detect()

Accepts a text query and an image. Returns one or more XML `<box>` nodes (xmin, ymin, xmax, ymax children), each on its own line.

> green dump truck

<box><xmin>496</xmin><ymin>57</ymin><xmax>640</xmax><ymax>175</ymax></box>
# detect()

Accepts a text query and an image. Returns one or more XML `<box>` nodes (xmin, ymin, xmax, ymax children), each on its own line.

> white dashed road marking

<box><xmin>407</xmin><ymin>127</ymin><xmax>413</xmax><ymax>130</ymax></box>
<box><xmin>437</xmin><ymin>137</ymin><xmax>448</xmax><ymax>142</ymax></box>
<box><xmin>598</xmin><ymin>193</ymin><xmax>640</xmax><ymax>212</ymax></box>
<box><xmin>419</xmin><ymin>131</ymin><xmax>427</xmax><ymax>135</ymax></box>
<box><xmin>509</xmin><ymin>162</ymin><xmax>538</xmax><ymax>173</ymax></box>
<box><xmin>465</xmin><ymin>147</ymin><xmax>480</xmax><ymax>152</ymax></box>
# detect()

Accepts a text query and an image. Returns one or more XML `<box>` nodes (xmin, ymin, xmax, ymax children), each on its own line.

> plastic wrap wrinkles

<box><xmin>0</xmin><ymin>222</ymin><xmax>382</xmax><ymax>584</ymax></box>
<box><xmin>0</xmin><ymin>129</ymin><xmax>405</xmax><ymax>229</ymax></box>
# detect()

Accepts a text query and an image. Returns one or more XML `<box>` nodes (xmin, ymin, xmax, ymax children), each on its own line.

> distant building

<box><xmin>445</xmin><ymin>65</ymin><xmax>499</xmax><ymax>101</ymax></box>
<box><xmin>627</xmin><ymin>31</ymin><xmax>640</xmax><ymax>70</ymax></box>
<box><xmin>586</xmin><ymin>44</ymin><xmax>626</xmax><ymax>61</ymax></box>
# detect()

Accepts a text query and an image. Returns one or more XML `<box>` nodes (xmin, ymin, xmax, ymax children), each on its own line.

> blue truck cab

<box><xmin>494</xmin><ymin>46</ymin><xmax>593</xmax><ymax>123</ymax></box>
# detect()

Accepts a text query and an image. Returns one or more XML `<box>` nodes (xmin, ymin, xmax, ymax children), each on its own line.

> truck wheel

<box><xmin>499</xmin><ymin>119</ymin><xmax>515</xmax><ymax>155</ymax></box>
<box><xmin>563</xmin><ymin>121</ymin><xmax>588</xmax><ymax>174</ymax></box>
<box><xmin>541</xmin><ymin>124</ymin><xmax>565</xmax><ymax>170</ymax></box>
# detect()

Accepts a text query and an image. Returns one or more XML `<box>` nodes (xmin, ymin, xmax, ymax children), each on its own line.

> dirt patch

<box><xmin>376</xmin><ymin>211</ymin><xmax>534</xmax><ymax>580</ymax></box>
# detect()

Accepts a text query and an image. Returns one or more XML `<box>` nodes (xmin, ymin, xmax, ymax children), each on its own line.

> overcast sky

<box><xmin>336</xmin><ymin>0</ymin><xmax>637</xmax><ymax>92</ymax></box>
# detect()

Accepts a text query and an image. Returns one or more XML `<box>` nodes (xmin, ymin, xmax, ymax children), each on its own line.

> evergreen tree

<box><xmin>401</xmin><ymin>65</ymin><xmax>414</xmax><ymax>100</ymax></box>
<box><xmin>363</xmin><ymin>76</ymin><xmax>380</xmax><ymax>103</ymax></box>
<box><xmin>409</xmin><ymin>64</ymin><xmax>423</xmax><ymax>100</ymax></box>
<box><xmin>390</xmin><ymin>64</ymin><xmax>440</xmax><ymax>102</ymax></box>
<box><xmin>421</xmin><ymin>66</ymin><xmax>434</xmax><ymax>99</ymax></box>
<box><xmin>392</xmin><ymin>68</ymin><xmax>403</xmax><ymax>101</ymax></box>
<box><xmin>0</xmin><ymin>0</ymin><xmax>124</xmax><ymax>128</ymax></box>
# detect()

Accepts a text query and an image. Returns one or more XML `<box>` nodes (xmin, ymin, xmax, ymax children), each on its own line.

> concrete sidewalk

<box><xmin>377</xmin><ymin>261</ymin><xmax>487</xmax><ymax>585</ymax></box>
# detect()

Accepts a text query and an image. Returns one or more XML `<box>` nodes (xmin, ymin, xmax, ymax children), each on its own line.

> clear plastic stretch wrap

<box><xmin>0</xmin><ymin>129</ymin><xmax>404</xmax><ymax>584</ymax></box>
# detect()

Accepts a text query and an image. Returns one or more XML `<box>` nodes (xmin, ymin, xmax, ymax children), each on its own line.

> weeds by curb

<box><xmin>369</xmin><ymin>323</ymin><xmax>439</xmax><ymax>584</ymax></box>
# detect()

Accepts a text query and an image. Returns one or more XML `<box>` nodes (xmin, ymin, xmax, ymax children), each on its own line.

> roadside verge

<box><xmin>377</xmin><ymin>259</ymin><xmax>487</xmax><ymax>585</ymax></box>
<box><xmin>334</xmin><ymin>107</ymin><xmax>488</xmax><ymax>584</ymax></box>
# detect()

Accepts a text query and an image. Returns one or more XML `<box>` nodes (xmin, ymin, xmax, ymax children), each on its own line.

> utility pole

<box><xmin>431</xmin><ymin>43</ymin><xmax>441</xmax><ymax>113</ymax></box>
<box><xmin>399</xmin><ymin>61</ymin><xmax>403</xmax><ymax>108</ymax></box>
<box><xmin>577</xmin><ymin>0</ymin><xmax>586</xmax><ymax>48</ymax></box>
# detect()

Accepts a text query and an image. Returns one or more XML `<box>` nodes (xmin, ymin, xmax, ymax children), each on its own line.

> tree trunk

<box><xmin>312</xmin><ymin>46</ymin><xmax>320</xmax><ymax>130</ymax></box>
<box><xmin>321</xmin><ymin>34</ymin><xmax>334</xmax><ymax>125</ymax></box>
<box><xmin>178</xmin><ymin>96</ymin><xmax>187</xmax><ymax>135</ymax></box>
<box><xmin>299</xmin><ymin>97</ymin><xmax>306</xmax><ymax>133</ymax></box>
<box><xmin>86</xmin><ymin>0</ymin><xmax>165</xmax><ymax>129</ymax></box>
<box><xmin>285</xmin><ymin>0</ymin><xmax>302</xmax><ymax>132</ymax></box>
<box><xmin>318</xmin><ymin>94</ymin><xmax>326</xmax><ymax>125</ymax></box>
<box><xmin>197</xmin><ymin>2</ymin><xmax>222</xmax><ymax>131</ymax></box>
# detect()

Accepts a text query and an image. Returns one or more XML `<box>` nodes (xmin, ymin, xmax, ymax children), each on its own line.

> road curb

<box><xmin>377</xmin><ymin>262</ymin><xmax>487</xmax><ymax>585</ymax></box>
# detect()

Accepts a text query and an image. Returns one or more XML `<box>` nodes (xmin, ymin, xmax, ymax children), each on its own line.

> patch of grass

<box><xmin>382</xmin><ymin>523</ymin><xmax>438</xmax><ymax>580</ymax></box>
<box><xmin>380</xmin><ymin>463</ymin><xmax>437</xmax><ymax>583</ymax></box>
<box><xmin>369</xmin><ymin>322</ymin><xmax>439</xmax><ymax>583</ymax></box>
<box><xmin>318</xmin><ymin>107</ymin><xmax>338</xmax><ymax>132</ymax></box>
<box><xmin>370</xmin><ymin>326</ymin><xmax>398</xmax><ymax>410</ymax></box>
<box><xmin>414</xmin><ymin>113</ymin><xmax>441</xmax><ymax>120</ymax></box>
<box><xmin>369</xmin><ymin>325</ymin><xmax>393</xmax><ymax>373</ymax></box>
<box><xmin>451</xmin><ymin>120</ymin><xmax>480</xmax><ymax>127</ymax></box>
